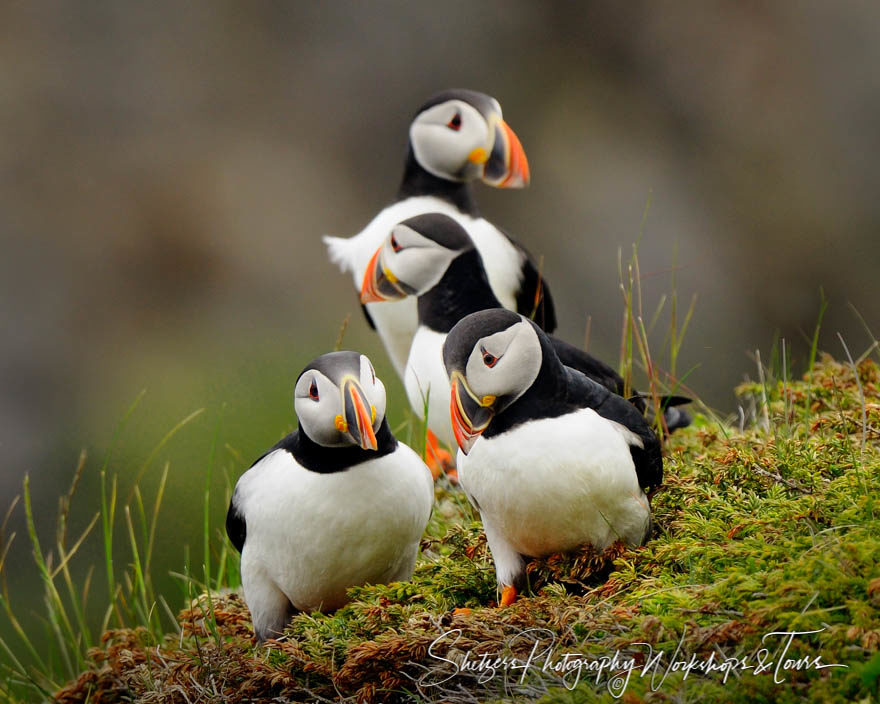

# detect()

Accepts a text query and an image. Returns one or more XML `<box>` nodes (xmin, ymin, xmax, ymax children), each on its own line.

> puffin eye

<box><xmin>481</xmin><ymin>348</ymin><xmax>499</xmax><ymax>368</ymax></box>
<box><xmin>370</xmin><ymin>364</ymin><xmax>376</xmax><ymax>384</ymax></box>
<box><xmin>390</xmin><ymin>234</ymin><xmax>403</xmax><ymax>253</ymax></box>
<box><xmin>309</xmin><ymin>379</ymin><xmax>320</xmax><ymax>401</ymax></box>
<box><xmin>447</xmin><ymin>112</ymin><xmax>462</xmax><ymax>131</ymax></box>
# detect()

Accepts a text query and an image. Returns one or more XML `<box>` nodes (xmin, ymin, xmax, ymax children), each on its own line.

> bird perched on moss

<box><xmin>443</xmin><ymin>309</ymin><xmax>662</xmax><ymax>606</ymax></box>
<box><xmin>359</xmin><ymin>212</ymin><xmax>689</xmax><ymax>467</ymax></box>
<box><xmin>226</xmin><ymin>351</ymin><xmax>434</xmax><ymax>641</ymax></box>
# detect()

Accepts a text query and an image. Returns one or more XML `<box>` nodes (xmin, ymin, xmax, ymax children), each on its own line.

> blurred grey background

<box><xmin>1</xmin><ymin>0</ymin><xmax>878</xmax><ymax>636</ymax></box>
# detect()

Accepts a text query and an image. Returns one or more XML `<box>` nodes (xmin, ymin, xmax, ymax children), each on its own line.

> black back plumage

<box><xmin>550</xmin><ymin>336</ymin><xmax>623</xmax><ymax>396</ymax></box>
<box><xmin>480</xmin><ymin>319</ymin><xmax>663</xmax><ymax>491</ymax></box>
<box><xmin>514</xmin><ymin>246</ymin><xmax>557</xmax><ymax>333</ymax></box>
<box><xmin>411</xmin><ymin>221</ymin><xmax>624</xmax><ymax>396</ymax></box>
<box><xmin>417</xmin><ymin>249</ymin><xmax>500</xmax><ymax>332</ymax></box>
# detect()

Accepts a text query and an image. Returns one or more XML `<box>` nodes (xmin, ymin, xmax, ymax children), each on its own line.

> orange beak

<box><xmin>449</xmin><ymin>375</ymin><xmax>494</xmax><ymax>454</ymax></box>
<box><xmin>360</xmin><ymin>245</ymin><xmax>413</xmax><ymax>304</ymax></box>
<box><xmin>482</xmin><ymin>118</ymin><xmax>530</xmax><ymax>189</ymax></box>
<box><xmin>344</xmin><ymin>379</ymin><xmax>378</xmax><ymax>451</ymax></box>
<box><xmin>360</xmin><ymin>248</ymin><xmax>387</xmax><ymax>304</ymax></box>
<box><xmin>498</xmin><ymin>120</ymin><xmax>530</xmax><ymax>188</ymax></box>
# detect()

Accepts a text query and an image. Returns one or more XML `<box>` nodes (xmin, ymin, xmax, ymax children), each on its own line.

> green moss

<box><xmin>40</xmin><ymin>357</ymin><xmax>880</xmax><ymax>702</ymax></box>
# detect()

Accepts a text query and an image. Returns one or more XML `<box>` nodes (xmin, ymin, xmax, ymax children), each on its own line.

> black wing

<box><xmin>515</xmin><ymin>253</ymin><xmax>558</xmax><ymax>333</ymax></box>
<box><xmin>551</xmin><ymin>336</ymin><xmax>624</xmax><ymax>396</ymax></box>
<box><xmin>360</xmin><ymin>303</ymin><xmax>376</xmax><ymax>330</ymax></box>
<box><xmin>225</xmin><ymin>491</ymin><xmax>246</xmax><ymax>554</ymax></box>
<box><xmin>224</xmin><ymin>435</ymin><xmax>292</xmax><ymax>555</ymax></box>
<box><xmin>497</xmin><ymin>231</ymin><xmax>557</xmax><ymax>334</ymax></box>
<box><xmin>563</xmin><ymin>367</ymin><xmax>663</xmax><ymax>491</ymax></box>
<box><xmin>553</xmin><ymin>338</ymin><xmax>693</xmax><ymax>432</ymax></box>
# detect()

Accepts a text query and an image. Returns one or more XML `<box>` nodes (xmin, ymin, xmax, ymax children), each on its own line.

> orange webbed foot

<box><xmin>500</xmin><ymin>585</ymin><xmax>518</xmax><ymax>607</ymax></box>
<box><xmin>425</xmin><ymin>430</ymin><xmax>456</xmax><ymax>481</ymax></box>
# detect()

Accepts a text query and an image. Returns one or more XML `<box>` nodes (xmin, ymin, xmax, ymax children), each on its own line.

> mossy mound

<box><xmin>55</xmin><ymin>356</ymin><xmax>880</xmax><ymax>703</ymax></box>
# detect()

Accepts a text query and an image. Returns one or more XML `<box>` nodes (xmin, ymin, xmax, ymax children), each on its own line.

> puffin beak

<box><xmin>482</xmin><ymin>118</ymin><xmax>530</xmax><ymax>189</ymax></box>
<box><xmin>359</xmin><ymin>246</ymin><xmax>413</xmax><ymax>304</ymax></box>
<box><xmin>449</xmin><ymin>373</ymin><xmax>495</xmax><ymax>454</ymax></box>
<box><xmin>342</xmin><ymin>378</ymin><xmax>378</xmax><ymax>451</ymax></box>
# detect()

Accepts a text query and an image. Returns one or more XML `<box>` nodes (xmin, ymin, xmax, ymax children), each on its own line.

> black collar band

<box><xmin>396</xmin><ymin>147</ymin><xmax>480</xmax><ymax>216</ymax></box>
<box><xmin>259</xmin><ymin>419</ymin><xmax>398</xmax><ymax>474</ymax></box>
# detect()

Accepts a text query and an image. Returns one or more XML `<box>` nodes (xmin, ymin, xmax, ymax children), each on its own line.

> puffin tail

<box><xmin>661</xmin><ymin>404</ymin><xmax>692</xmax><ymax>432</ymax></box>
<box><xmin>629</xmin><ymin>393</ymin><xmax>693</xmax><ymax>433</ymax></box>
<box><xmin>323</xmin><ymin>234</ymin><xmax>354</xmax><ymax>273</ymax></box>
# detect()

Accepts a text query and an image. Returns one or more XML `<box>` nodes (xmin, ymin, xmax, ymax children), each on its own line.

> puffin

<box><xmin>442</xmin><ymin>309</ymin><xmax>662</xmax><ymax>606</ymax></box>
<box><xmin>359</xmin><ymin>212</ymin><xmax>690</xmax><ymax>456</ymax></box>
<box><xmin>225</xmin><ymin>351</ymin><xmax>434</xmax><ymax>641</ymax></box>
<box><xmin>324</xmin><ymin>89</ymin><xmax>556</xmax><ymax>382</ymax></box>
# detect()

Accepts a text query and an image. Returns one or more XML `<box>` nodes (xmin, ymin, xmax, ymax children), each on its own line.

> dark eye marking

<box><xmin>390</xmin><ymin>234</ymin><xmax>403</xmax><ymax>253</ymax></box>
<box><xmin>481</xmin><ymin>347</ymin><xmax>499</xmax><ymax>368</ymax></box>
<box><xmin>447</xmin><ymin>112</ymin><xmax>462</xmax><ymax>131</ymax></box>
<box><xmin>309</xmin><ymin>379</ymin><xmax>320</xmax><ymax>401</ymax></box>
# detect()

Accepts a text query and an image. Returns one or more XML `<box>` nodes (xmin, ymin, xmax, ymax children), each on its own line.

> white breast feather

<box><xmin>458</xmin><ymin>408</ymin><xmax>650</xmax><ymax>560</ymax></box>
<box><xmin>404</xmin><ymin>327</ymin><xmax>455</xmax><ymax>449</ymax></box>
<box><xmin>236</xmin><ymin>443</ymin><xmax>433</xmax><ymax>614</ymax></box>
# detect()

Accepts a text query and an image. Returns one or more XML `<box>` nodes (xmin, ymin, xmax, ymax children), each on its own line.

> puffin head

<box><xmin>294</xmin><ymin>351</ymin><xmax>387</xmax><ymax>451</ymax></box>
<box><xmin>409</xmin><ymin>89</ymin><xmax>529</xmax><ymax>188</ymax></box>
<box><xmin>360</xmin><ymin>213</ymin><xmax>473</xmax><ymax>304</ymax></box>
<box><xmin>442</xmin><ymin>310</ymin><xmax>543</xmax><ymax>454</ymax></box>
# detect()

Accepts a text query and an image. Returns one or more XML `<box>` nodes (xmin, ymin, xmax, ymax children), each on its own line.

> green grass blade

<box><xmin>22</xmin><ymin>476</ymin><xmax>81</xmax><ymax>675</ymax></box>
<box><xmin>0</xmin><ymin>588</ymin><xmax>46</xmax><ymax>687</ymax></box>
<box><xmin>100</xmin><ymin>471</ymin><xmax>122</xmax><ymax>629</ymax></box>
<box><xmin>99</xmin><ymin>390</ymin><xmax>148</xmax><ymax>630</ymax></box>
<box><xmin>52</xmin><ymin>514</ymin><xmax>99</xmax><ymax>580</ymax></box>
<box><xmin>158</xmin><ymin>595</ymin><xmax>182</xmax><ymax>636</ymax></box>
<box><xmin>334</xmin><ymin>314</ymin><xmax>351</xmax><ymax>351</ymax></box>
<box><xmin>56</xmin><ymin>451</ymin><xmax>87</xmax><ymax>552</ymax></box>
<box><xmin>53</xmin><ymin>512</ymin><xmax>100</xmax><ymax>651</ymax></box>
<box><xmin>201</xmin><ymin>565</ymin><xmax>222</xmax><ymax>647</ymax></box>
<box><xmin>133</xmin><ymin>485</ymin><xmax>149</xmax><ymax>565</ymax></box>
<box><xmin>126</xmin><ymin>408</ymin><xmax>205</xmax><ymax>504</ymax></box>
<box><xmin>803</xmin><ymin>289</ymin><xmax>828</xmax><ymax>424</ymax></box>
<box><xmin>123</xmin><ymin>506</ymin><xmax>152</xmax><ymax>637</ymax></box>
<box><xmin>100</xmin><ymin>588</ymin><xmax>120</xmax><ymax>636</ymax></box>
<box><xmin>204</xmin><ymin>406</ymin><xmax>225</xmax><ymax>589</ymax></box>
<box><xmin>837</xmin><ymin>333</ymin><xmax>868</xmax><ymax>469</ymax></box>
<box><xmin>101</xmin><ymin>389</ymin><xmax>147</xmax><ymax>475</ymax></box>
<box><xmin>647</xmin><ymin>293</ymin><xmax>667</xmax><ymax>335</ymax></box>
<box><xmin>671</xmin><ymin>293</ymin><xmax>697</xmax><ymax>378</ymax></box>
<box><xmin>144</xmin><ymin>462</ymin><xmax>170</xmax><ymax>579</ymax></box>
<box><xmin>0</xmin><ymin>629</ymin><xmax>54</xmax><ymax>700</ymax></box>
<box><xmin>848</xmin><ymin>302</ymin><xmax>880</xmax><ymax>364</ymax></box>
